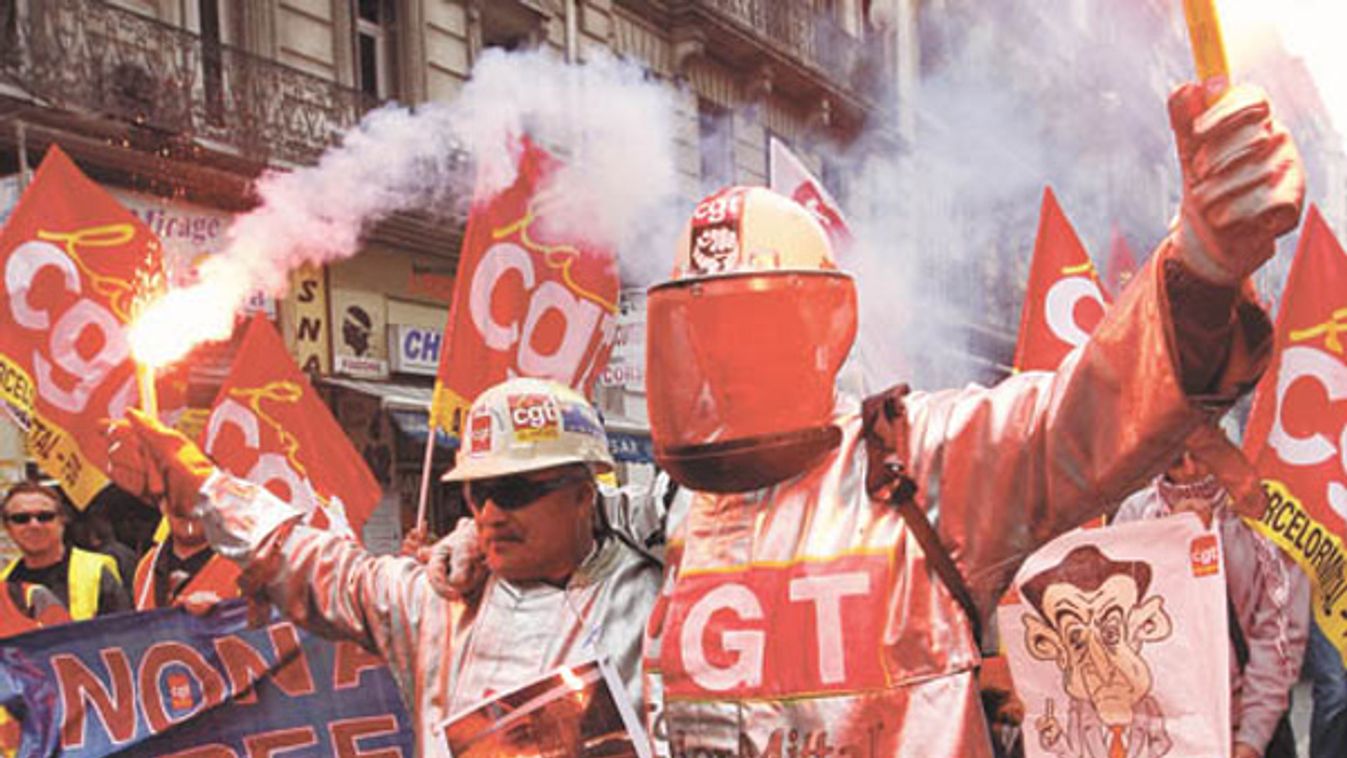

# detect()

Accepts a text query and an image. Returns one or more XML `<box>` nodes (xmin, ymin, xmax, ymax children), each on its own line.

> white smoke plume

<box><xmin>132</xmin><ymin>48</ymin><xmax>680</xmax><ymax>365</ymax></box>
<box><xmin>841</xmin><ymin>1</ymin><xmax>1347</xmax><ymax>393</ymax></box>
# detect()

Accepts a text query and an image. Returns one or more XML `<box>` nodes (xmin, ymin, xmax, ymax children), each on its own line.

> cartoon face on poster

<box><xmin>1003</xmin><ymin>514</ymin><xmax>1230</xmax><ymax>758</ymax></box>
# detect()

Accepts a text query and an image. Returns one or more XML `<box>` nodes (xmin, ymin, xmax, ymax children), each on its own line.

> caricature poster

<box><xmin>1003</xmin><ymin>514</ymin><xmax>1230</xmax><ymax>758</ymax></box>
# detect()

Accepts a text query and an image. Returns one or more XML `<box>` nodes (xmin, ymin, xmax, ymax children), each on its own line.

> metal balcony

<box><xmin>0</xmin><ymin>0</ymin><xmax>374</xmax><ymax>166</ymax></box>
<box><xmin>662</xmin><ymin>0</ymin><xmax>878</xmax><ymax>112</ymax></box>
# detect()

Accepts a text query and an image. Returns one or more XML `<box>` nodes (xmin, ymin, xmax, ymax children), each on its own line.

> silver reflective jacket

<box><xmin>197</xmin><ymin>481</ymin><xmax>662</xmax><ymax>757</ymax></box>
<box><xmin>642</xmin><ymin>248</ymin><xmax>1272</xmax><ymax>758</ymax></box>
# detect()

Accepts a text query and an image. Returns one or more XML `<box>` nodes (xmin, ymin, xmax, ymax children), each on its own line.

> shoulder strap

<box><xmin>862</xmin><ymin>384</ymin><xmax>983</xmax><ymax>646</ymax></box>
<box><xmin>1227</xmin><ymin>594</ymin><xmax>1250</xmax><ymax>671</ymax></box>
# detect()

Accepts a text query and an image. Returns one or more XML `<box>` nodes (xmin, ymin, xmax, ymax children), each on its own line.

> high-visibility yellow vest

<box><xmin>1</xmin><ymin>547</ymin><xmax>119</xmax><ymax>621</ymax></box>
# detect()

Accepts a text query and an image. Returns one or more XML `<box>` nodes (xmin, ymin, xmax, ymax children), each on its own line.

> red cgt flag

<box><xmin>1104</xmin><ymin>225</ymin><xmax>1138</xmax><ymax>299</ymax></box>
<box><xmin>0</xmin><ymin>146</ymin><xmax>164</xmax><ymax>505</ymax></box>
<box><xmin>430</xmin><ymin>137</ymin><xmax>619</xmax><ymax>434</ymax></box>
<box><xmin>768</xmin><ymin>137</ymin><xmax>853</xmax><ymax>256</ymax></box>
<box><xmin>1243</xmin><ymin>205</ymin><xmax>1347</xmax><ymax>661</ymax></box>
<box><xmin>1012</xmin><ymin>187</ymin><xmax>1110</xmax><ymax>372</ymax></box>
<box><xmin>201</xmin><ymin>314</ymin><xmax>381</xmax><ymax>538</ymax></box>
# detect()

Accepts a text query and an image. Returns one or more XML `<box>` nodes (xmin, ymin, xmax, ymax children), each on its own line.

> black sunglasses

<box><xmin>465</xmin><ymin>472</ymin><xmax>588</xmax><ymax>512</ymax></box>
<box><xmin>5</xmin><ymin>511</ymin><xmax>59</xmax><ymax>525</ymax></box>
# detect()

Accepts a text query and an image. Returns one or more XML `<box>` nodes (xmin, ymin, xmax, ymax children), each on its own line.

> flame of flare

<box><xmin>558</xmin><ymin>666</ymin><xmax>587</xmax><ymax>691</ymax></box>
<box><xmin>1217</xmin><ymin>0</ymin><xmax>1347</xmax><ymax>138</ymax></box>
<box><xmin>129</xmin><ymin>277</ymin><xmax>245</xmax><ymax>368</ymax></box>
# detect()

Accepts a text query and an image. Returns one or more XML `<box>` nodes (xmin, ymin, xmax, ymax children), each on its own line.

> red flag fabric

<box><xmin>1011</xmin><ymin>187</ymin><xmax>1110</xmax><ymax>372</ymax></box>
<box><xmin>1104</xmin><ymin>225</ymin><xmax>1139</xmax><ymax>299</ymax></box>
<box><xmin>1242</xmin><ymin>205</ymin><xmax>1347</xmax><ymax>661</ymax></box>
<box><xmin>430</xmin><ymin>138</ymin><xmax>619</xmax><ymax>434</ymax></box>
<box><xmin>768</xmin><ymin>137</ymin><xmax>853</xmax><ymax>255</ymax></box>
<box><xmin>201</xmin><ymin>314</ymin><xmax>381</xmax><ymax>538</ymax></box>
<box><xmin>0</xmin><ymin>146</ymin><xmax>164</xmax><ymax>505</ymax></box>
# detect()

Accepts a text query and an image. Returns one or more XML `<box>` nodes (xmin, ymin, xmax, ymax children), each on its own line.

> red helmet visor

<box><xmin>645</xmin><ymin>271</ymin><xmax>858</xmax><ymax>452</ymax></box>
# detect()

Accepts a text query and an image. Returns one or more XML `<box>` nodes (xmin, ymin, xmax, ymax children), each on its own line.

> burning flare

<box><xmin>128</xmin><ymin>273</ymin><xmax>245</xmax><ymax>368</ymax></box>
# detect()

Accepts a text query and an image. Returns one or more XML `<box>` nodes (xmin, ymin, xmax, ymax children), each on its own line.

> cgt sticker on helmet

<box><xmin>469</xmin><ymin>411</ymin><xmax>494</xmax><ymax>456</ymax></box>
<box><xmin>508</xmin><ymin>394</ymin><xmax>561</xmax><ymax>442</ymax></box>
<box><xmin>688</xmin><ymin>189</ymin><xmax>745</xmax><ymax>275</ymax></box>
<box><xmin>690</xmin><ymin>225</ymin><xmax>740</xmax><ymax>275</ymax></box>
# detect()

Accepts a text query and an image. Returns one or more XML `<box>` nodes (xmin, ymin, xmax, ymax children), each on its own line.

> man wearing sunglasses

<box><xmin>0</xmin><ymin>481</ymin><xmax>130</xmax><ymax>621</ymax></box>
<box><xmin>105</xmin><ymin>377</ymin><xmax>661</xmax><ymax>756</ymax></box>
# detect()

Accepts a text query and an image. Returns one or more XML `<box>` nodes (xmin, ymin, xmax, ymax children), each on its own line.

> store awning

<box><xmin>602</xmin><ymin>412</ymin><xmax>652</xmax><ymax>463</ymax></box>
<box><xmin>388</xmin><ymin>408</ymin><xmax>458</xmax><ymax>452</ymax></box>
<box><xmin>319</xmin><ymin>376</ymin><xmax>435</xmax><ymax>411</ymax></box>
<box><xmin>320</xmin><ymin>377</ymin><xmax>457</xmax><ymax>452</ymax></box>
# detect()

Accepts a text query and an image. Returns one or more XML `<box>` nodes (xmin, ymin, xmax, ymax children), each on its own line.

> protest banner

<box><xmin>1003</xmin><ymin>515</ymin><xmax>1229</xmax><ymax>758</ymax></box>
<box><xmin>0</xmin><ymin>601</ymin><xmax>412</xmax><ymax>757</ymax></box>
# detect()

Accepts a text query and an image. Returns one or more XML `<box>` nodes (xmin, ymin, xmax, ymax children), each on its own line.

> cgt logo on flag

<box><xmin>1190</xmin><ymin>534</ymin><xmax>1220</xmax><ymax>577</ymax></box>
<box><xmin>508</xmin><ymin>394</ymin><xmax>559</xmax><ymax>442</ymax></box>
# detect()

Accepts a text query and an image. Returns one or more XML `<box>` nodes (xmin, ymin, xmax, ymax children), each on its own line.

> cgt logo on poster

<box><xmin>44</xmin><ymin>620</ymin><xmax>405</xmax><ymax>756</ymax></box>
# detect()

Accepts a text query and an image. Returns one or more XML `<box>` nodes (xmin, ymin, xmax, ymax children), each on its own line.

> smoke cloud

<box><xmin>135</xmin><ymin>48</ymin><xmax>681</xmax><ymax>364</ymax></box>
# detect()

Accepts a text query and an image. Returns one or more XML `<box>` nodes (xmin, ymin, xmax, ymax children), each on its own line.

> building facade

<box><xmin>0</xmin><ymin>0</ymin><xmax>904</xmax><ymax>552</ymax></box>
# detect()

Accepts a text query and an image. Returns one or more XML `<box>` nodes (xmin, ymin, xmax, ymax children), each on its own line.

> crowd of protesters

<box><xmin>2</xmin><ymin>75</ymin><xmax>1346</xmax><ymax>758</ymax></box>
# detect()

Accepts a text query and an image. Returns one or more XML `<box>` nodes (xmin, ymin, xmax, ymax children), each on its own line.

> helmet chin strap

<box><xmin>656</xmin><ymin>425</ymin><xmax>843</xmax><ymax>493</ymax></box>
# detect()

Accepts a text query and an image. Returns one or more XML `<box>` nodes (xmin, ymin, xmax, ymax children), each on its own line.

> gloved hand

<box><xmin>1169</xmin><ymin>81</ymin><xmax>1305</xmax><ymax>285</ymax></box>
<box><xmin>426</xmin><ymin>517</ymin><xmax>487</xmax><ymax>600</ymax></box>
<box><xmin>105</xmin><ymin>408</ymin><xmax>217</xmax><ymax>519</ymax></box>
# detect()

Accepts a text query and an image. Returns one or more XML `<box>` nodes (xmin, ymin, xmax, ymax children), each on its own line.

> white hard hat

<box><xmin>441</xmin><ymin>378</ymin><xmax>615</xmax><ymax>482</ymax></box>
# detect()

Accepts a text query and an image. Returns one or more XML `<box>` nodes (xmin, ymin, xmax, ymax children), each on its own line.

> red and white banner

<box><xmin>430</xmin><ymin>137</ymin><xmax>619</xmax><ymax>434</ymax></box>
<box><xmin>0</xmin><ymin>146</ymin><xmax>164</xmax><ymax>505</ymax></box>
<box><xmin>202</xmin><ymin>314</ymin><xmax>381</xmax><ymax>538</ymax></box>
<box><xmin>768</xmin><ymin>137</ymin><xmax>853</xmax><ymax>256</ymax></box>
<box><xmin>1004</xmin><ymin>516</ymin><xmax>1230</xmax><ymax>758</ymax></box>
<box><xmin>1012</xmin><ymin>188</ymin><xmax>1109</xmax><ymax>372</ymax></box>
<box><xmin>1242</xmin><ymin>205</ymin><xmax>1347</xmax><ymax>662</ymax></box>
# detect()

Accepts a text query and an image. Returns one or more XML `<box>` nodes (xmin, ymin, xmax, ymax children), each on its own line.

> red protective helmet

<box><xmin>646</xmin><ymin>187</ymin><xmax>858</xmax><ymax>492</ymax></box>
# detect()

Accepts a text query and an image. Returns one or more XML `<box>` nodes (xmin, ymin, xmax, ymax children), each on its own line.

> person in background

<box><xmin>1114</xmin><ymin>451</ymin><xmax>1309</xmax><ymax>758</ymax></box>
<box><xmin>0</xmin><ymin>580</ymin><xmax>70</xmax><ymax>637</ymax></box>
<box><xmin>131</xmin><ymin>508</ymin><xmax>241</xmax><ymax>610</ymax></box>
<box><xmin>0</xmin><ymin>482</ymin><xmax>129</xmax><ymax>620</ymax></box>
<box><xmin>1305</xmin><ymin>619</ymin><xmax>1347</xmax><ymax>758</ymax></box>
<box><xmin>68</xmin><ymin>506</ymin><xmax>138</xmax><ymax>596</ymax></box>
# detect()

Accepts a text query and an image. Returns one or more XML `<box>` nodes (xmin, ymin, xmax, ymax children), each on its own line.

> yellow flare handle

<box><xmin>1183</xmin><ymin>0</ymin><xmax>1231</xmax><ymax>98</ymax></box>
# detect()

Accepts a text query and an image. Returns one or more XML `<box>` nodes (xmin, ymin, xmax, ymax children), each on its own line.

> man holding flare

<box><xmin>105</xmin><ymin>377</ymin><xmax>661</xmax><ymax>756</ymax></box>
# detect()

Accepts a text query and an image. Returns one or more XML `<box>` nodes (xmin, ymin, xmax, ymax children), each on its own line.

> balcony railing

<box><xmin>684</xmin><ymin>0</ymin><xmax>870</xmax><ymax>99</ymax></box>
<box><xmin>0</xmin><ymin>0</ymin><xmax>374</xmax><ymax>166</ymax></box>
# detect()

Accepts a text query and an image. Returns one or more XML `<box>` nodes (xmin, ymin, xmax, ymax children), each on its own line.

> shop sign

<box><xmin>389</xmin><ymin>324</ymin><xmax>443</xmax><ymax>376</ymax></box>
<box><xmin>112</xmin><ymin>189</ymin><xmax>275</xmax><ymax>316</ymax></box>
<box><xmin>331</xmin><ymin>289</ymin><xmax>388</xmax><ymax>379</ymax></box>
<box><xmin>290</xmin><ymin>264</ymin><xmax>331</xmax><ymax>375</ymax></box>
<box><xmin>600</xmin><ymin>289</ymin><xmax>647</xmax><ymax>391</ymax></box>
